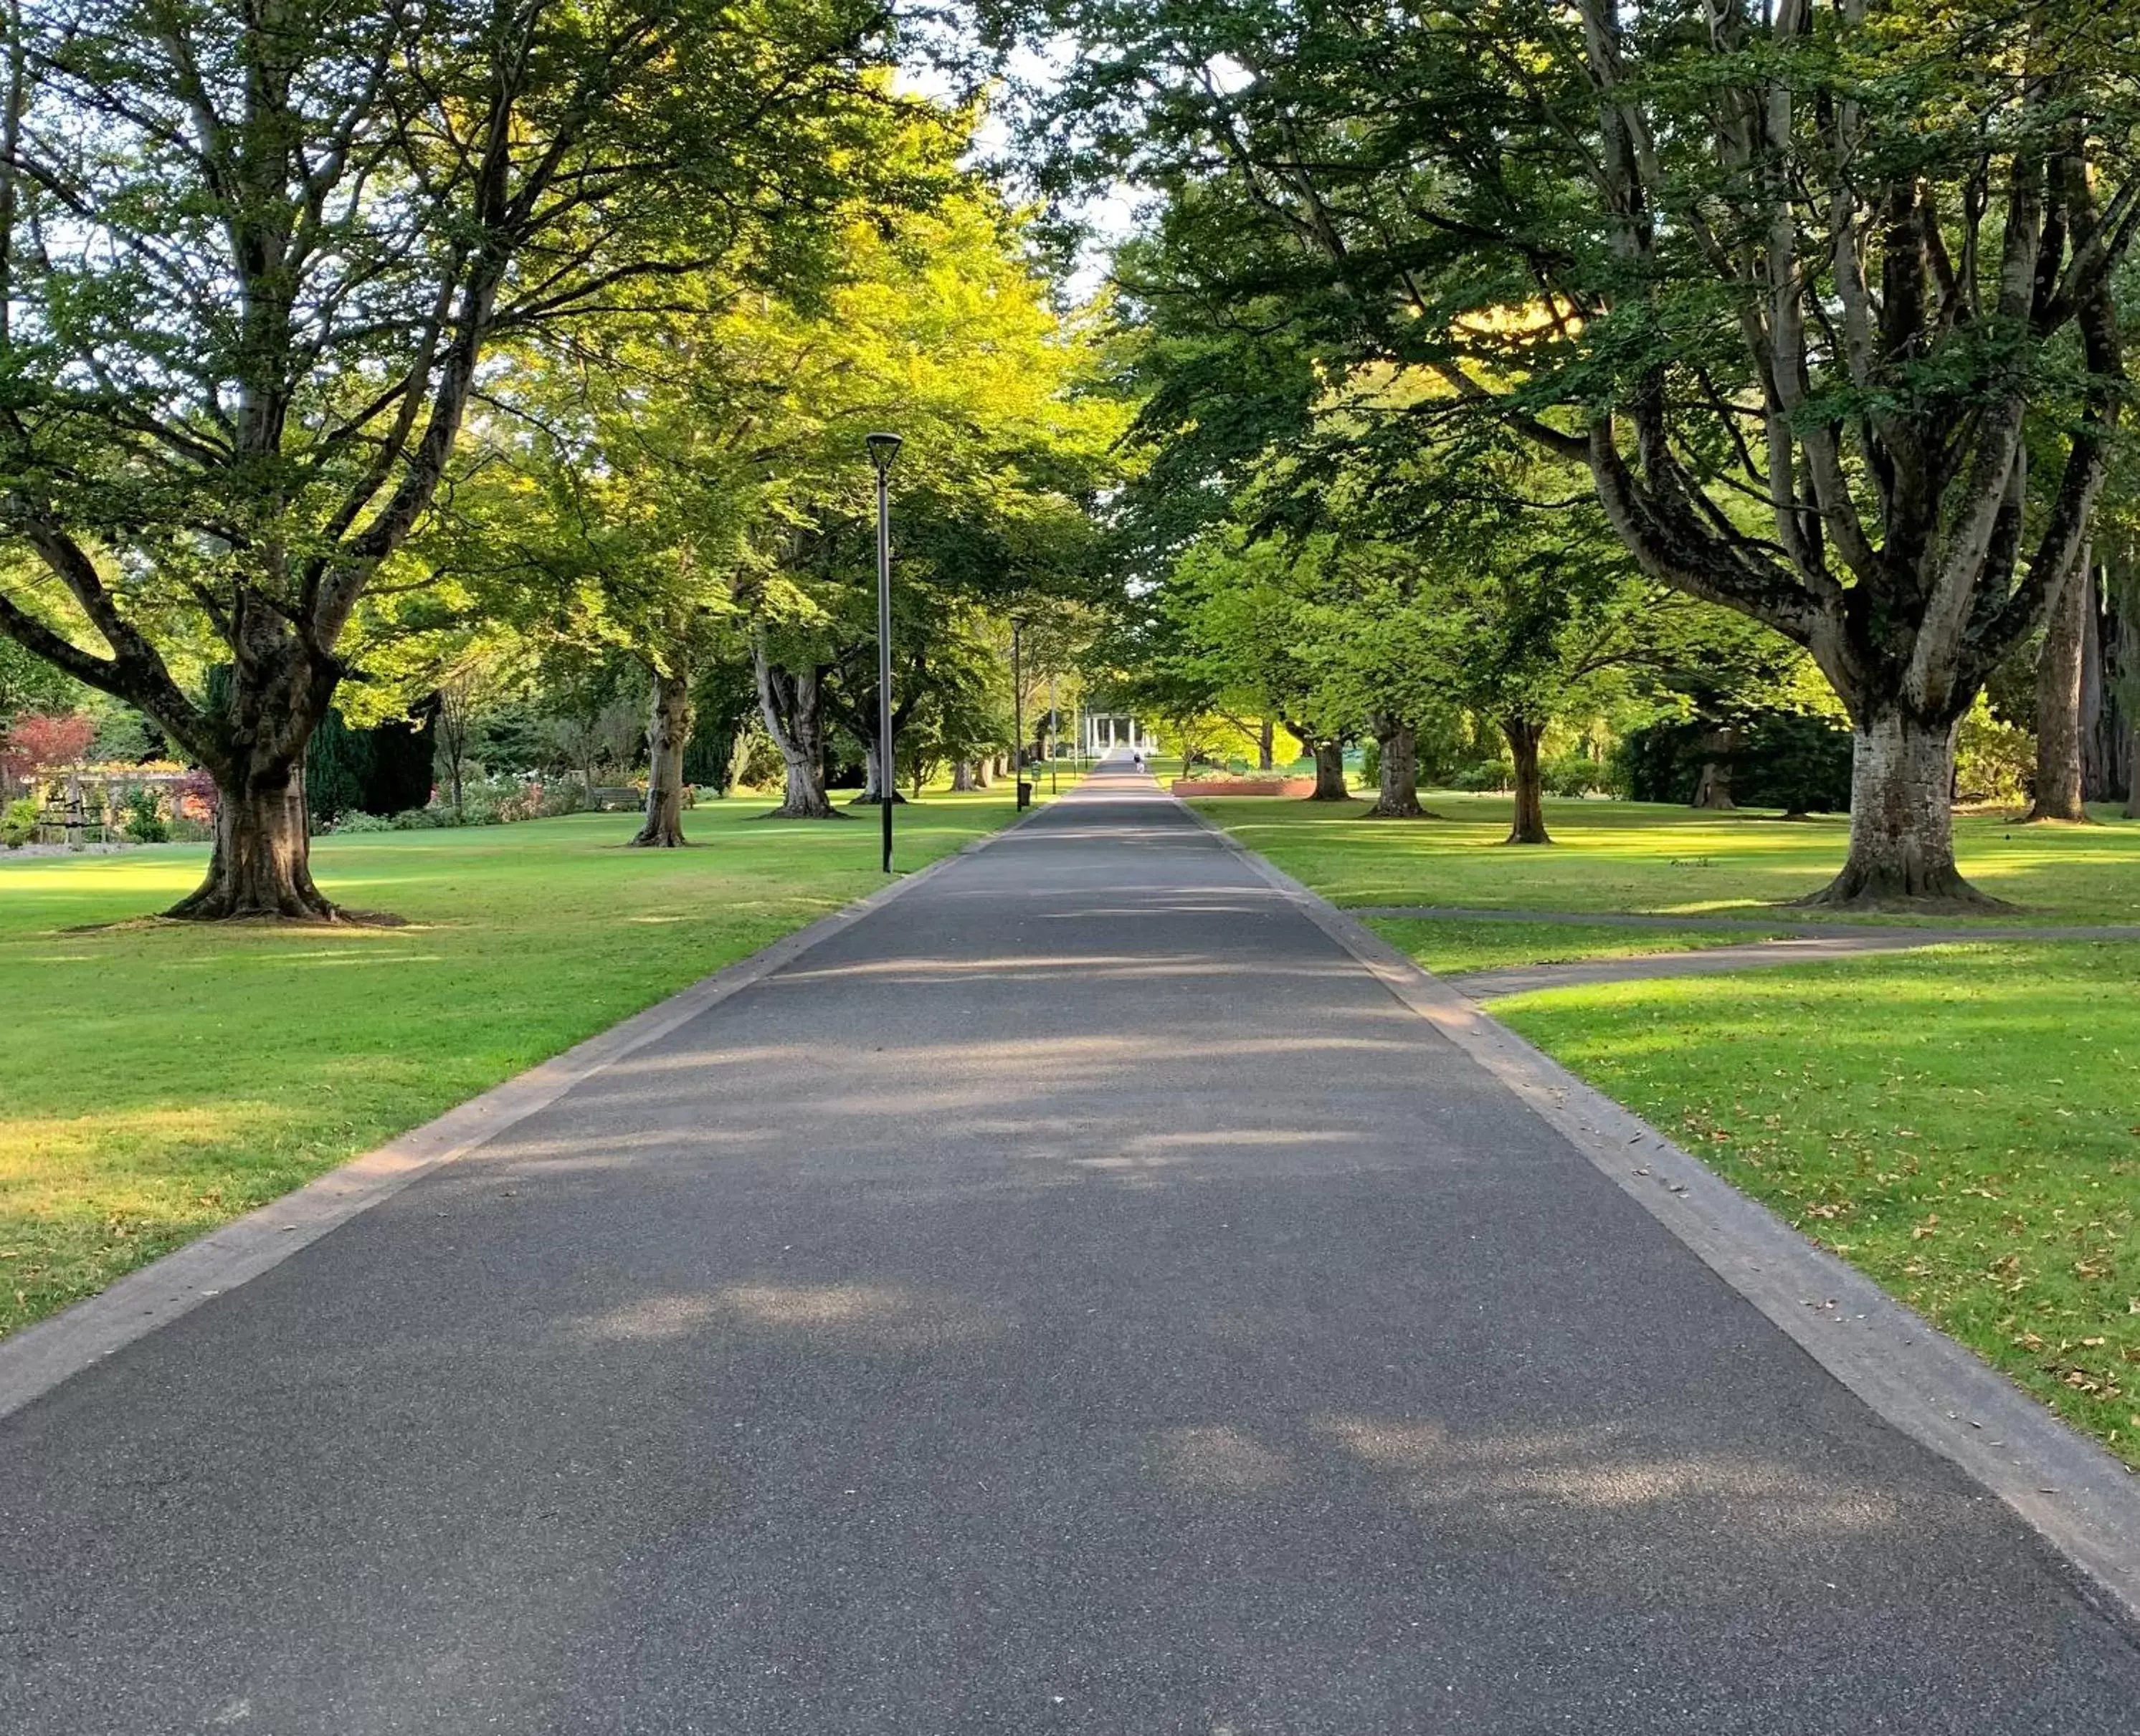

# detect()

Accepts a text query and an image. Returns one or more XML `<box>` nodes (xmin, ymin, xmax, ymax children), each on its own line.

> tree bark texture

<box><xmin>850</xmin><ymin>741</ymin><xmax>908</xmax><ymax>804</ymax></box>
<box><xmin>166</xmin><ymin>756</ymin><xmax>336</xmax><ymax>920</ymax></box>
<box><xmin>1801</xmin><ymin>712</ymin><xmax>2005</xmax><ymax>908</ymax></box>
<box><xmin>1503</xmin><ymin>718</ymin><xmax>1551</xmax><ymax>845</ymax></box>
<box><xmin>1258</xmin><ymin>716</ymin><xmax>1275</xmax><ymax>771</ymax></box>
<box><xmin>1308</xmin><ymin>738</ymin><xmax>1348</xmax><ymax>800</ymax></box>
<box><xmin>164</xmin><ymin>626</ymin><xmax>341</xmax><ymax>920</ymax></box>
<box><xmin>632</xmin><ymin>662</ymin><xmax>693</xmax><ymax>846</ymax></box>
<box><xmin>1364</xmin><ymin>719</ymin><xmax>1425</xmax><ymax>818</ymax></box>
<box><xmin>2027</xmin><ymin>556</ymin><xmax>2091</xmax><ymax>821</ymax></box>
<box><xmin>753</xmin><ymin>640</ymin><xmax>840</xmax><ymax>819</ymax></box>
<box><xmin>2080</xmin><ymin>566</ymin><xmax>2123</xmax><ymax>802</ymax></box>
<box><xmin>1690</xmin><ymin>729</ymin><xmax>1738</xmax><ymax>810</ymax></box>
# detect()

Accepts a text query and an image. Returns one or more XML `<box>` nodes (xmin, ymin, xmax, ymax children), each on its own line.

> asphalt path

<box><xmin>5</xmin><ymin>761</ymin><xmax>2139</xmax><ymax>1734</ymax></box>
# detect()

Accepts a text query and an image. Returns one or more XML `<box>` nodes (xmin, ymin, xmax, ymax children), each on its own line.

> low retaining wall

<box><xmin>1171</xmin><ymin>777</ymin><xmax>1318</xmax><ymax>798</ymax></box>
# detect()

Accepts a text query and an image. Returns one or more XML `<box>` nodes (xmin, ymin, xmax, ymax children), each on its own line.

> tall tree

<box><xmin>1011</xmin><ymin>0</ymin><xmax>2140</xmax><ymax>905</ymax></box>
<box><xmin>0</xmin><ymin>0</ymin><xmax>922</xmax><ymax>915</ymax></box>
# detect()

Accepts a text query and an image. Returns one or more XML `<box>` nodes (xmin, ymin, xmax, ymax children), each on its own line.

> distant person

<box><xmin>1132</xmin><ymin>749</ymin><xmax>1144</xmax><ymax>771</ymax></box>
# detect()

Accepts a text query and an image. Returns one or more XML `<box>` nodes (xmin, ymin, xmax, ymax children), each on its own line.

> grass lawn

<box><xmin>1368</xmin><ymin>917</ymin><xmax>1793</xmax><ymax>978</ymax></box>
<box><xmin>1194</xmin><ymin>791</ymin><xmax>2140</xmax><ymax>926</ymax></box>
<box><xmin>0</xmin><ymin>787</ymin><xmax>1040</xmax><ymax>1338</ymax></box>
<box><xmin>1497</xmin><ymin>945</ymin><xmax>2140</xmax><ymax>1465</ymax></box>
<box><xmin>1200</xmin><ymin>791</ymin><xmax>2140</xmax><ymax>1460</ymax></box>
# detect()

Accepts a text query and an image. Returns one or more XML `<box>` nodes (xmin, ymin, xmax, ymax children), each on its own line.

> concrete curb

<box><xmin>1178</xmin><ymin>798</ymin><xmax>2140</xmax><ymax>1629</ymax></box>
<box><xmin>0</xmin><ymin>798</ymin><xmax>1059</xmax><ymax>1422</ymax></box>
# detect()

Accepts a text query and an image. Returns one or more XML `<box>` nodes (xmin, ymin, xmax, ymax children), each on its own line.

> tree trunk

<box><xmin>1308</xmin><ymin>738</ymin><xmax>1348</xmax><ymax>800</ymax></box>
<box><xmin>723</xmin><ymin>722</ymin><xmax>754</xmax><ymax>796</ymax></box>
<box><xmin>165</xmin><ymin>632</ymin><xmax>342</xmax><ymax>920</ymax></box>
<box><xmin>1503</xmin><ymin>718</ymin><xmax>1551</xmax><ymax>844</ymax></box>
<box><xmin>752</xmin><ymin>640</ymin><xmax>840</xmax><ymax>819</ymax></box>
<box><xmin>1258</xmin><ymin>716</ymin><xmax>1275</xmax><ymax>771</ymax></box>
<box><xmin>850</xmin><ymin>740</ymin><xmax>908</xmax><ymax>804</ymax></box>
<box><xmin>631</xmin><ymin>662</ymin><xmax>693</xmax><ymax>847</ymax></box>
<box><xmin>951</xmin><ymin>759</ymin><xmax>976</xmax><ymax>791</ymax></box>
<box><xmin>1801</xmin><ymin>712</ymin><xmax>2007</xmax><ymax>909</ymax></box>
<box><xmin>2081</xmin><ymin>564</ymin><xmax>2119</xmax><ymax>802</ymax></box>
<box><xmin>2027</xmin><ymin>555</ymin><xmax>2091</xmax><ymax>822</ymax></box>
<box><xmin>971</xmin><ymin>755</ymin><xmax>993</xmax><ymax>788</ymax></box>
<box><xmin>2129</xmin><ymin>717</ymin><xmax>2140</xmax><ymax>820</ymax></box>
<box><xmin>1364</xmin><ymin>719</ymin><xmax>1425</xmax><ymax>818</ymax></box>
<box><xmin>1690</xmin><ymin>728</ymin><xmax>1737</xmax><ymax>810</ymax></box>
<box><xmin>166</xmin><ymin>757</ymin><xmax>338</xmax><ymax>920</ymax></box>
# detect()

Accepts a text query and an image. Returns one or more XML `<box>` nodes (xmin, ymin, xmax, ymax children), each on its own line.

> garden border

<box><xmin>0</xmin><ymin>799</ymin><xmax>1056</xmax><ymax>1422</ymax></box>
<box><xmin>1179</xmin><ymin>797</ymin><xmax>2140</xmax><ymax>1630</ymax></box>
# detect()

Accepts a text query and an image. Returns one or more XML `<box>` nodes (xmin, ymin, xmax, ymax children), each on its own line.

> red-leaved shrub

<box><xmin>1</xmin><ymin>711</ymin><xmax>97</xmax><ymax>786</ymax></box>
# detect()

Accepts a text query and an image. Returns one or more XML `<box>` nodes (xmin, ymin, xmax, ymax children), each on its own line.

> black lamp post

<box><xmin>1011</xmin><ymin>615</ymin><xmax>1031</xmax><ymax>811</ymax></box>
<box><xmin>866</xmin><ymin>431</ymin><xmax>902</xmax><ymax>872</ymax></box>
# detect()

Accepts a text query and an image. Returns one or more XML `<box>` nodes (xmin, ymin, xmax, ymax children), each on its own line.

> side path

<box><xmin>1448</xmin><ymin>930</ymin><xmax>2106</xmax><ymax>999</ymax></box>
<box><xmin>5</xmin><ymin>764</ymin><xmax>2140</xmax><ymax>1734</ymax></box>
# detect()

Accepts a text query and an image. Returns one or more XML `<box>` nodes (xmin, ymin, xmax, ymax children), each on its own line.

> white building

<box><xmin>1082</xmin><ymin>712</ymin><xmax>1156</xmax><ymax>753</ymax></box>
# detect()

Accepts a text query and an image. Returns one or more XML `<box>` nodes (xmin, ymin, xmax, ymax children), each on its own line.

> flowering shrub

<box><xmin>172</xmin><ymin>768</ymin><xmax>219</xmax><ymax>822</ymax></box>
<box><xmin>495</xmin><ymin>779</ymin><xmax>546</xmax><ymax>824</ymax></box>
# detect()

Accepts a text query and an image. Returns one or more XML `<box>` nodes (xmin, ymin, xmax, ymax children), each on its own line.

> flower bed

<box><xmin>1170</xmin><ymin>776</ymin><xmax>1318</xmax><ymax>797</ymax></box>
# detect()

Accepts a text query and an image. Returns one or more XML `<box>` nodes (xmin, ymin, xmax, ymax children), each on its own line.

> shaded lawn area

<box><xmin>0</xmin><ymin>790</ymin><xmax>1032</xmax><ymax>1337</ymax></box>
<box><xmin>1495</xmin><ymin>945</ymin><xmax>2140</xmax><ymax>1464</ymax></box>
<box><xmin>1194</xmin><ymin>792</ymin><xmax>2140</xmax><ymax>927</ymax></box>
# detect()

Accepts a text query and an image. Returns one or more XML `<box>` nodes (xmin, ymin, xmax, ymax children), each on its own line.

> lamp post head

<box><xmin>865</xmin><ymin>431</ymin><xmax>903</xmax><ymax>475</ymax></box>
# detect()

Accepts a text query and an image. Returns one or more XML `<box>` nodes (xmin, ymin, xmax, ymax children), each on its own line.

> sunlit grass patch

<box><xmin>1495</xmin><ymin>943</ymin><xmax>2140</xmax><ymax>1463</ymax></box>
<box><xmin>1199</xmin><ymin>792</ymin><xmax>2140</xmax><ymax>924</ymax></box>
<box><xmin>0</xmin><ymin>788</ymin><xmax>1038</xmax><ymax>1337</ymax></box>
<box><xmin>1366</xmin><ymin>917</ymin><xmax>1787</xmax><ymax>978</ymax></box>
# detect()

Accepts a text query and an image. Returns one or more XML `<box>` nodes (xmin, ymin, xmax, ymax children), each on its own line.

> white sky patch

<box><xmin>898</xmin><ymin>39</ymin><xmax>1142</xmax><ymax>308</ymax></box>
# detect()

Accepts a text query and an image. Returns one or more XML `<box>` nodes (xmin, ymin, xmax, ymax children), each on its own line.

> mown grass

<box><xmin>0</xmin><ymin>788</ymin><xmax>1038</xmax><ymax>1337</ymax></box>
<box><xmin>1497</xmin><ymin>945</ymin><xmax>2140</xmax><ymax>1464</ymax></box>
<box><xmin>1365</xmin><ymin>917</ymin><xmax>1789</xmax><ymax>978</ymax></box>
<box><xmin>1204</xmin><ymin>792</ymin><xmax>2140</xmax><ymax>1460</ymax></box>
<box><xmin>1194</xmin><ymin>791</ymin><xmax>2140</xmax><ymax>924</ymax></box>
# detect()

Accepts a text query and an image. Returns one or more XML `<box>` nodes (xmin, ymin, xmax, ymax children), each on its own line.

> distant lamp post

<box><xmin>1011</xmin><ymin>615</ymin><xmax>1032</xmax><ymax>811</ymax></box>
<box><xmin>866</xmin><ymin>431</ymin><xmax>902</xmax><ymax>872</ymax></box>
